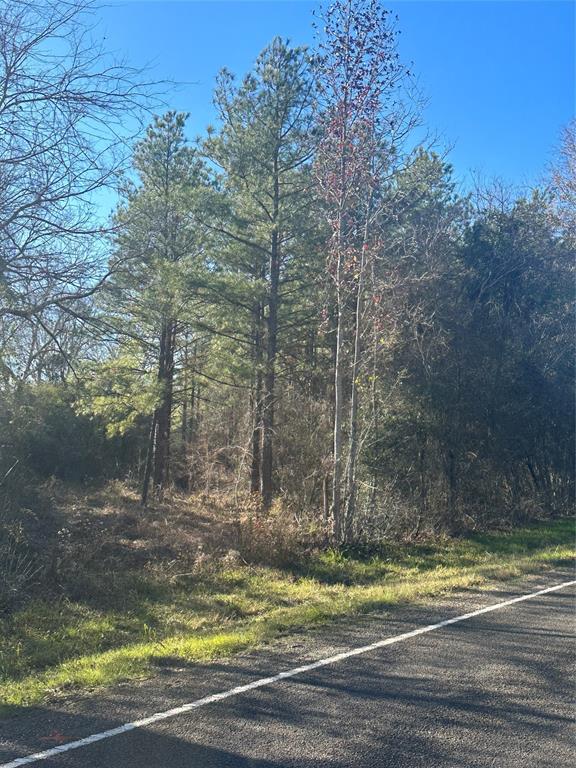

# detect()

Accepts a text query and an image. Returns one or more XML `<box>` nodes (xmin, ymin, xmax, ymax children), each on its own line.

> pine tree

<box><xmin>204</xmin><ymin>38</ymin><xmax>319</xmax><ymax>508</ymax></box>
<box><xmin>101</xmin><ymin>112</ymin><xmax>208</xmax><ymax>503</ymax></box>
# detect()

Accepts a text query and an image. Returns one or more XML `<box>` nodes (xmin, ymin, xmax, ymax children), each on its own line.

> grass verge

<box><xmin>0</xmin><ymin>518</ymin><xmax>573</xmax><ymax>715</ymax></box>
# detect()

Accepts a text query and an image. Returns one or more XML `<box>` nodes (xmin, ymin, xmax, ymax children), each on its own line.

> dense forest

<box><xmin>0</xmin><ymin>0</ymin><xmax>574</xmax><ymax>613</ymax></box>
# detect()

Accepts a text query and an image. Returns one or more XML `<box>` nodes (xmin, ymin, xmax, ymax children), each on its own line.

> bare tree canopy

<box><xmin>550</xmin><ymin>120</ymin><xmax>576</xmax><ymax>239</ymax></box>
<box><xmin>0</xmin><ymin>0</ymin><xmax>155</xmax><ymax>323</ymax></box>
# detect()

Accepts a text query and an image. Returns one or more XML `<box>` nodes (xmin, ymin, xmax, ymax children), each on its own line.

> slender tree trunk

<box><xmin>261</xmin><ymin>151</ymin><xmax>280</xmax><ymax>510</ymax></box>
<box><xmin>369</xmin><ymin>253</ymin><xmax>379</xmax><ymax>517</ymax></box>
<box><xmin>344</xmin><ymin>198</ymin><xmax>372</xmax><ymax>540</ymax></box>
<box><xmin>331</xmin><ymin>97</ymin><xmax>349</xmax><ymax>543</ymax></box>
<box><xmin>343</xmin><ymin>266</ymin><xmax>365</xmax><ymax>539</ymax></box>
<box><xmin>250</xmin><ymin>304</ymin><xmax>263</xmax><ymax>493</ymax></box>
<box><xmin>261</xmin><ymin>231</ymin><xmax>279</xmax><ymax>510</ymax></box>
<box><xmin>189</xmin><ymin>340</ymin><xmax>198</xmax><ymax>442</ymax></box>
<box><xmin>332</xmin><ymin>268</ymin><xmax>345</xmax><ymax>541</ymax></box>
<box><xmin>181</xmin><ymin>334</ymin><xmax>188</xmax><ymax>443</ymax></box>
<box><xmin>153</xmin><ymin>318</ymin><xmax>176</xmax><ymax>492</ymax></box>
<box><xmin>181</xmin><ymin>335</ymin><xmax>196</xmax><ymax>490</ymax></box>
<box><xmin>250</xmin><ymin>376</ymin><xmax>263</xmax><ymax>493</ymax></box>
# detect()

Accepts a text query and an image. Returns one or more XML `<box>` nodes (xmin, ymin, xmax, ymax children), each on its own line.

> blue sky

<box><xmin>97</xmin><ymin>1</ymin><xmax>574</xmax><ymax>195</ymax></box>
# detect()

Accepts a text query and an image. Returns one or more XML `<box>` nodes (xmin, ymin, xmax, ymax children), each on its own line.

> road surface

<box><xmin>1</xmin><ymin>570</ymin><xmax>574</xmax><ymax>767</ymax></box>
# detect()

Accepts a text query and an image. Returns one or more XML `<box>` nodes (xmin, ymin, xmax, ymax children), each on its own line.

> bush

<box><xmin>232</xmin><ymin>497</ymin><xmax>307</xmax><ymax>567</ymax></box>
<box><xmin>0</xmin><ymin>382</ymin><xmax>137</xmax><ymax>483</ymax></box>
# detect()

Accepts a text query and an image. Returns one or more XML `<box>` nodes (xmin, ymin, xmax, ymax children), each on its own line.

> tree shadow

<box><xmin>1</xmin><ymin>589</ymin><xmax>573</xmax><ymax>767</ymax></box>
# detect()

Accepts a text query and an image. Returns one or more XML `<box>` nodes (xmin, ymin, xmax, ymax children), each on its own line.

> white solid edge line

<box><xmin>2</xmin><ymin>579</ymin><xmax>575</xmax><ymax>768</ymax></box>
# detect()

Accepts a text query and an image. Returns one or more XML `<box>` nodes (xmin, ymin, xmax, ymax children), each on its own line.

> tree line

<box><xmin>1</xmin><ymin>0</ymin><xmax>574</xmax><ymax>545</ymax></box>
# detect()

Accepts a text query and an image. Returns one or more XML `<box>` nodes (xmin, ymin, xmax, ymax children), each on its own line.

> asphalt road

<box><xmin>1</xmin><ymin>570</ymin><xmax>574</xmax><ymax>767</ymax></box>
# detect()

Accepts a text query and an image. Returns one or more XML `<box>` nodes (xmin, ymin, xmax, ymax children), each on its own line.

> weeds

<box><xmin>0</xmin><ymin>517</ymin><xmax>573</xmax><ymax>714</ymax></box>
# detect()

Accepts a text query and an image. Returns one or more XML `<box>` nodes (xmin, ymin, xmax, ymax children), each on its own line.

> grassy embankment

<box><xmin>0</xmin><ymin>517</ymin><xmax>573</xmax><ymax>715</ymax></box>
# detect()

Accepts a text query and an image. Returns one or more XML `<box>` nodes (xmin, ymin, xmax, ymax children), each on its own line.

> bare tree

<box><xmin>0</xmin><ymin>0</ymin><xmax>155</xmax><ymax>331</ymax></box>
<box><xmin>550</xmin><ymin>120</ymin><xmax>576</xmax><ymax>240</ymax></box>
<box><xmin>314</xmin><ymin>0</ymin><xmax>415</xmax><ymax>541</ymax></box>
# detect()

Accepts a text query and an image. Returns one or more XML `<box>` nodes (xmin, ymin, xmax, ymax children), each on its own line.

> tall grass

<box><xmin>0</xmin><ymin>518</ymin><xmax>573</xmax><ymax>714</ymax></box>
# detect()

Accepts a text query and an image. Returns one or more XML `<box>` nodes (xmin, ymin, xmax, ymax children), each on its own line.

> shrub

<box><xmin>231</xmin><ymin>497</ymin><xmax>308</xmax><ymax>567</ymax></box>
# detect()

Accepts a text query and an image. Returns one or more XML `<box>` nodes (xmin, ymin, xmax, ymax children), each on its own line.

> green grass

<box><xmin>0</xmin><ymin>518</ymin><xmax>573</xmax><ymax>715</ymax></box>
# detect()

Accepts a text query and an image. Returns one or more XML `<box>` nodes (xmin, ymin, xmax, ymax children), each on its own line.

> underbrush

<box><xmin>0</xmin><ymin>486</ymin><xmax>572</xmax><ymax>715</ymax></box>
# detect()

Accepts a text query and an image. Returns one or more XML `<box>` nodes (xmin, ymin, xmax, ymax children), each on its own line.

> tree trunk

<box><xmin>344</xmin><ymin>198</ymin><xmax>372</xmax><ymax>540</ymax></box>
<box><xmin>261</xmin><ymin>231</ymin><xmax>279</xmax><ymax>510</ymax></box>
<box><xmin>261</xmin><ymin>152</ymin><xmax>280</xmax><ymax>510</ymax></box>
<box><xmin>330</xmin><ymin>85</ymin><xmax>349</xmax><ymax>544</ymax></box>
<box><xmin>153</xmin><ymin>318</ymin><xmax>175</xmax><ymax>493</ymax></box>
<box><xmin>250</xmin><ymin>304</ymin><xmax>263</xmax><ymax>494</ymax></box>
<box><xmin>181</xmin><ymin>334</ymin><xmax>189</xmax><ymax>443</ymax></box>
<box><xmin>331</xmin><ymin>271</ymin><xmax>345</xmax><ymax>541</ymax></box>
<box><xmin>369</xmin><ymin>253</ymin><xmax>379</xmax><ymax>517</ymax></box>
<box><xmin>189</xmin><ymin>340</ymin><xmax>198</xmax><ymax>443</ymax></box>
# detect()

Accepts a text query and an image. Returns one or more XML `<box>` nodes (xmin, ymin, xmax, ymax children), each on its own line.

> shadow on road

<box><xmin>0</xmin><ymin>588</ymin><xmax>573</xmax><ymax>767</ymax></box>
